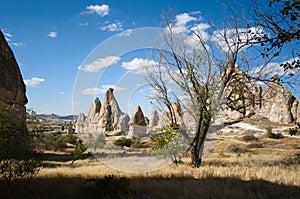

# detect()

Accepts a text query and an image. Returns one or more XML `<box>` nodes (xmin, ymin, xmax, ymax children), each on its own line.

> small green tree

<box><xmin>151</xmin><ymin>124</ymin><xmax>191</xmax><ymax>164</ymax></box>
<box><xmin>0</xmin><ymin>101</ymin><xmax>41</xmax><ymax>198</ymax></box>
<box><xmin>72</xmin><ymin>139</ymin><xmax>87</xmax><ymax>163</ymax></box>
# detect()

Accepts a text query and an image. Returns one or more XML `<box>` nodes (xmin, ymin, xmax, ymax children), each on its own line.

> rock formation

<box><xmin>149</xmin><ymin>110</ymin><xmax>159</xmax><ymax>128</ymax></box>
<box><xmin>227</xmin><ymin>75</ymin><xmax>299</xmax><ymax>124</ymax></box>
<box><xmin>128</xmin><ymin>106</ymin><xmax>147</xmax><ymax>137</ymax></box>
<box><xmin>259</xmin><ymin>75</ymin><xmax>295</xmax><ymax>124</ymax></box>
<box><xmin>75</xmin><ymin>113</ymin><xmax>85</xmax><ymax>133</ymax></box>
<box><xmin>98</xmin><ymin>88</ymin><xmax>122</xmax><ymax>131</ymax></box>
<box><xmin>0</xmin><ymin>29</ymin><xmax>27</xmax><ymax>135</ymax></box>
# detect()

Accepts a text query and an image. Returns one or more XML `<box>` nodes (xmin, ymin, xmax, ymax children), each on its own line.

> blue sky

<box><xmin>0</xmin><ymin>0</ymin><xmax>298</xmax><ymax>116</ymax></box>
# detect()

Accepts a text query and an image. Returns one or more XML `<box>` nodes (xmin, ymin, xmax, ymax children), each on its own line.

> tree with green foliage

<box><xmin>72</xmin><ymin>139</ymin><xmax>87</xmax><ymax>163</ymax></box>
<box><xmin>254</xmin><ymin>0</ymin><xmax>300</xmax><ymax>69</ymax></box>
<box><xmin>151</xmin><ymin>124</ymin><xmax>191</xmax><ymax>164</ymax></box>
<box><xmin>0</xmin><ymin>101</ymin><xmax>41</xmax><ymax>198</ymax></box>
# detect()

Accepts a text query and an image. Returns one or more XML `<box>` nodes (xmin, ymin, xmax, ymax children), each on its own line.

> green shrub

<box><xmin>114</xmin><ymin>137</ymin><xmax>132</xmax><ymax>148</ymax></box>
<box><xmin>42</xmin><ymin>132</ymin><xmax>67</xmax><ymax>151</ymax></box>
<box><xmin>242</xmin><ymin>134</ymin><xmax>258</xmax><ymax>142</ymax></box>
<box><xmin>65</xmin><ymin>134</ymin><xmax>77</xmax><ymax>145</ymax></box>
<box><xmin>229</xmin><ymin>144</ymin><xmax>247</xmax><ymax>154</ymax></box>
<box><xmin>72</xmin><ymin>139</ymin><xmax>87</xmax><ymax>163</ymax></box>
<box><xmin>265</xmin><ymin>126</ymin><xmax>284</xmax><ymax>139</ymax></box>
<box><xmin>248</xmin><ymin>143</ymin><xmax>264</xmax><ymax>148</ymax></box>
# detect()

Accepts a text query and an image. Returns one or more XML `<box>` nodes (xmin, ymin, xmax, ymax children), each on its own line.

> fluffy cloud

<box><xmin>118</xmin><ymin>29</ymin><xmax>132</xmax><ymax>37</ymax></box>
<box><xmin>251</xmin><ymin>58</ymin><xmax>300</xmax><ymax>78</ymax></box>
<box><xmin>24</xmin><ymin>77</ymin><xmax>44</xmax><ymax>87</ymax></box>
<box><xmin>78</xmin><ymin>56</ymin><xmax>120</xmax><ymax>72</ymax></box>
<box><xmin>121</xmin><ymin>58</ymin><xmax>158</xmax><ymax>75</ymax></box>
<box><xmin>211</xmin><ymin>27</ymin><xmax>265</xmax><ymax>52</ymax></box>
<box><xmin>83</xmin><ymin>85</ymin><xmax>126</xmax><ymax>95</ymax></box>
<box><xmin>47</xmin><ymin>31</ymin><xmax>57</xmax><ymax>38</ymax></box>
<box><xmin>100</xmin><ymin>21</ymin><xmax>123</xmax><ymax>31</ymax></box>
<box><xmin>175</xmin><ymin>13</ymin><xmax>197</xmax><ymax>26</ymax></box>
<box><xmin>86</xmin><ymin>4</ymin><xmax>109</xmax><ymax>17</ymax></box>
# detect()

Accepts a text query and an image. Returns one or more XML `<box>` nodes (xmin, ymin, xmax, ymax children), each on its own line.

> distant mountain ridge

<box><xmin>39</xmin><ymin>113</ymin><xmax>77</xmax><ymax>121</ymax></box>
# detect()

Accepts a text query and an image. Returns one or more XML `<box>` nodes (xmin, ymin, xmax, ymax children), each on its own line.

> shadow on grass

<box><xmin>0</xmin><ymin>175</ymin><xmax>299</xmax><ymax>199</ymax></box>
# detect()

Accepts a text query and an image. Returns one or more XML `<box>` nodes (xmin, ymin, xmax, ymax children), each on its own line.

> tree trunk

<box><xmin>191</xmin><ymin>116</ymin><xmax>211</xmax><ymax>167</ymax></box>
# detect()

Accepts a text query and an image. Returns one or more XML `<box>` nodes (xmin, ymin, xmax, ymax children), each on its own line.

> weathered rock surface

<box><xmin>117</xmin><ymin>114</ymin><xmax>130</xmax><ymax>132</ymax></box>
<box><xmin>260</xmin><ymin>75</ymin><xmax>295</xmax><ymax>124</ymax></box>
<box><xmin>75</xmin><ymin>113</ymin><xmax>85</xmax><ymax>133</ymax></box>
<box><xmin>129</xmin><ymin>106</ymin><xmax>147</xmax><ymax>126</ymax></box>
<box><xmin>225</xmin><ymin>72</ymin><xmax>298</xmax><ymax>124</ymax></box>
<box><xmin>128</xmin><ymin>106</ymin><xmax>147</xmax><ymax>137</ymax></box>
<box><xmin>149</xmin><ymin>110</ymin><xmax>159</xmax><ymax>128</ymax></box>
<box><xmin>99</xmin><ymin>88</ymin><xmax>122</xmax><ymax>131</ymax></box>
<box><xmin>0</xmin><ymin>29</ymin><xmax>27</xmax><ymax>135</ymax></box>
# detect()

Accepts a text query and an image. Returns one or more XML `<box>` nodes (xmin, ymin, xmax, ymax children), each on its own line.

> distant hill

<box><xmin>39</xmin><ymin>113</ymin><xmax>77</xmax><ymax>121</ymax></box>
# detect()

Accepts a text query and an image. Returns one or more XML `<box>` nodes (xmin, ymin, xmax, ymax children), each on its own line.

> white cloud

<box><xmin>24</xmin><ymin>77</ymin><xmax>44</xmax><ymax>87</ymax></box>
<box><xmin>251</xmin><ymin>58</ymin><xmax>300</xmax><ymax>78</ymax></box>
<box><xmin>86</xmin><ymin>4</ymin><xmax>109</xmax><ymax>17</ymax></box>
<box><xmin>79</xmin><ymin>22</ymin><xmax>89</xmax><ymax>26</ymax></box>
<box><xmin>121</xmin><ymin>58</ymin><xmax>158</xmax><ymax>75</ymax></box>
<box><xmin>83</xmin><ymin>85</ymin><xmax>126</xmax><ymax>95</ymax></box>
<box><xmin>118</xmin><ymin>29</ymin><xmax>132</xmax><ymax>37</ymax></box>
<box><xmin>175</xmin><ymin>13</ymin><xmax>197</xmax><ymax>26</ymax></box>
<box><xmin>211</xmin><ymin>26</ymin><xmax>265</xmax><ymax>52</ymax></box>
<box><xmin>78</xmin><ymin>56</ymin><xmax>120</xmax><ymax>72</ymax></box>
<box><xmin>11</xmin><ymin>42</ymin><xmax>26</xmax><ymax>47</ymax></box>
<box><xmin>59</xmin><ymin>91</ymin><xmax>64</xmax><ymax>95</ymax></box>
<box><xmin>100</xmin><ymin>21</ymin><xmax>123</xmax><ymax>31</ymax></box>
<box><xmin>47</xmin><ymin>31</ymin><xmax>57</xmax><ymax>38</ymax></box>
<box><xmin>2</xmin><ymin>30</ymin><xmax>12</xmax><ymax>41</ymax></box>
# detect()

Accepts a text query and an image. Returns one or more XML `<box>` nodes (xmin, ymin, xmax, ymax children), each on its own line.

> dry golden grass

<box><xmin>1</xmin><ymin>121</ymin><xmax>300</xmax><ymax>198</ymax></box>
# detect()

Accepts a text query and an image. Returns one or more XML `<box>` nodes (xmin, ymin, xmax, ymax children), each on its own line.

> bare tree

<box><xmin>146</xmin><ymin>10</ymin><xmax>282</xmax><ymax>167</ymax></box>
<box><xmin>253</xmin><ymin>0</ymin><xmax>300</xmax><ymax>69</ymax></box>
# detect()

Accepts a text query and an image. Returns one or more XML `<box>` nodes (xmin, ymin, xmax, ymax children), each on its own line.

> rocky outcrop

<box><xmin>75</xmin><ymin>113</ymin><xmax>85</xmax><ymax>133</ymax></box>
<box><xmin>149</xmin><ymin>110</ymin><xmax>159</xmax><ymax>128</ymax></box>
<box><xmin>0</xmin><ymin>29</ymin><xmax>27</xmax><ymax>135</ymax></box>
<box><xmin>128</xmin><ymin>106</ymin><xmax>147</xmax><ymax>137</ymax></box>
<box><xmin>225</xmin><ymin>71</ymin><xmax>299</xmax><ymax>124</ymax></box>
<box><xmin>117</xmin><ymin>114</ymin><xmax>130</xmax><ymax>132</ymax></box>
<box><xmin>99</xmin><ymin>88</ymin><xmax>122</xmax><ymax>131</ymax></box>
<box><xmin>297</xmin><ymin>102</ymin><xmax>300</xmax><ymax>123</ymax></box>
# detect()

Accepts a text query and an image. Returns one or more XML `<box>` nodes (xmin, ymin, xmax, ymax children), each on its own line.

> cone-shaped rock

<box><xmin>129</xmin><ymin>106</ymin><xmax>147</xmax><ymax>126</ymax></box>
<box><xmin>149</xmin><ymin>110</ymin><xmax>159</xmax><ymax>127</ymax></box>
<box><xmin>99</xmin><ymin>88</ymin><xmax>122</xmax><ymax>131</ymax></box>
<box><xmin>75</xmin><ymin>113</ymin><xmax>85</xmax><ymax>133</ymax></box>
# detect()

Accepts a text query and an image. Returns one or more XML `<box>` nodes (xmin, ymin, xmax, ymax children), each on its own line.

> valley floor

<box><xmin>1</xmin><ymin>120</ymin><xmax>300</xmax><ymax>198</ymax></box>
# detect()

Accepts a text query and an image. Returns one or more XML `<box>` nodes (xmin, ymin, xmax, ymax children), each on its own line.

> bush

<box><xmin>229</xmin><ymin>144</ymin><xmax>247</xmax><ymax>154</ymax></box>
<box><xmin>41</xmin><ymin>132</ymin><xmax>67</xmax><ymax>151</ymax></box>
<box><xmin>72</xmin><ymin>139</ymin><xmax>87</xmax><ymax>163</ymax></box>
<box><xmin>242</xmin><ymin>134</ymin><xmax>258</xmax><ymax>142</ymax></box>
<box><xmin>265</xmin><ymin>126</ymin><xmax>284</xmax><ymax>139</ymax></box>
<box><xmin>248</xmin><ymin>143</ymin><xmax>264</xmax><ymax>148</ymax></box>
<box><xmin>65</xmin><ymin>134</ymin><xmax>77</xmax><ymax>145</ymax></box>
<box><xmin>266</xmin><ymin>132</ymin><xmax>284</xmax><ymax>139</ymax></box>
<box><xmin>114</xmin><ymin>137</ymin><xmax>132</xmax><ymax>148</ymax></box>
<box><xmin>289</xmin><ymin>126</ymin><xmax>299</xmax><ymax>136</ymax></box>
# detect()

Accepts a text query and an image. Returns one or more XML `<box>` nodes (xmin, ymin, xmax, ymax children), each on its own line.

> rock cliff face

<box><xmin>0</xmin><ymin>29</ymin><xmax>27</xmax><ymax>135</ymax></box>
<box><xmin>226</xmin><ymin>73</ymin><xmax>299</xmax><ymax>124</ymax></box>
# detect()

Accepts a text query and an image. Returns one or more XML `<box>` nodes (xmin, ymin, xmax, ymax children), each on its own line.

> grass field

<box><xmin>1</xmin><ymin>121</ymin><xmax>300</xmax><ymax>198</ymax></box>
